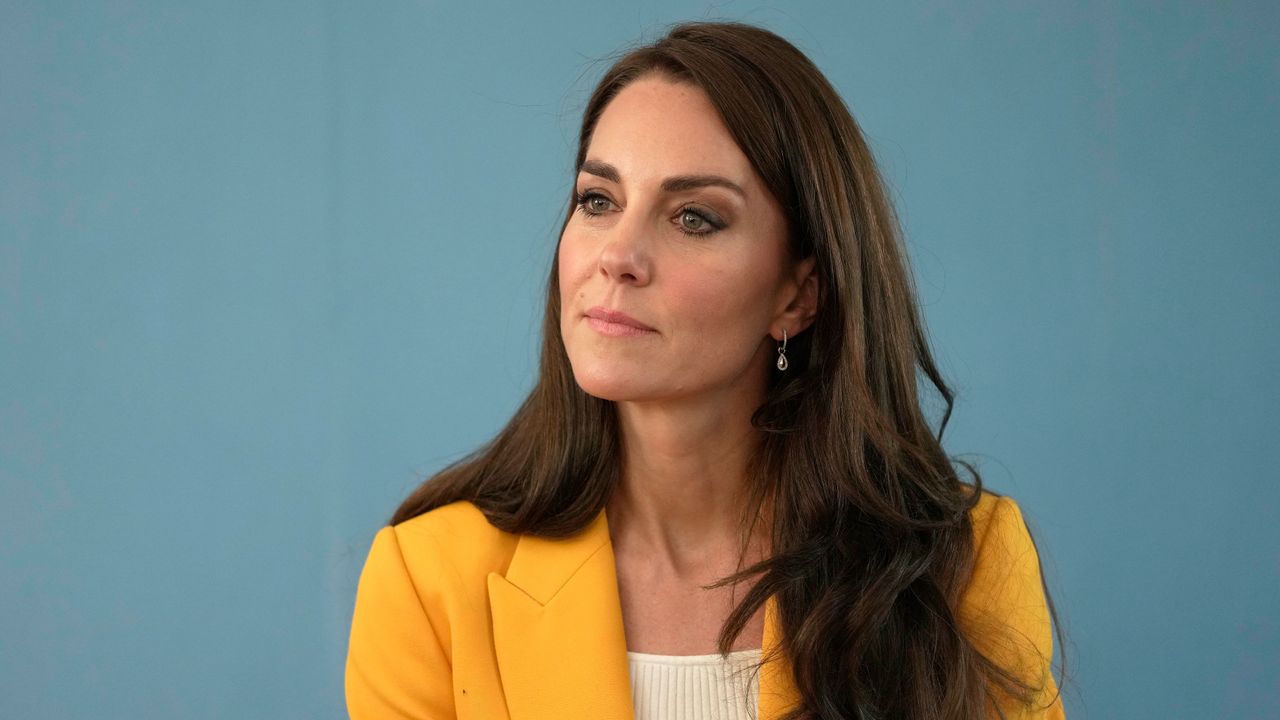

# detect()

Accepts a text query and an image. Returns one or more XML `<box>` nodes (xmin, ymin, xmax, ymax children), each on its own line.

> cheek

<box><xmin>560</xmin><ymin>234</ymin><xmax>581</xmax><ymax>298</ymax></box>
<box><xmin>557</xmin><ymin>230</ymin><xmax>600</xmax><ymax>327</ymax></box>
<box><xmin>671</xmin><ymin>260</ymin><xmax>772</xmax><ymax>336</ymax></box>
<box><xmin>557</xmin><ymin>233</ymin><xmax>587</xmax><ymax>295</ymax></box>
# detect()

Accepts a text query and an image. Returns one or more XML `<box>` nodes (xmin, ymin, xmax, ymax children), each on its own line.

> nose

<box><xmin>596</xmin><ymin>209</ymin><xmax>652</xmax><ymax>286</ymax></box>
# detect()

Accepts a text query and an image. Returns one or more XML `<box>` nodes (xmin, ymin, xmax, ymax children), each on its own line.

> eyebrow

<box><xmin>578</xmin><ymin>159</ymin><xmax>747</xmax><ymax>200</ymax></box>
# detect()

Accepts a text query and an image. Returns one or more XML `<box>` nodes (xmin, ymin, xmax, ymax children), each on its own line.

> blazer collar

<box><xmin>487</xmin><ymin>506</ymin><xmax>800</xmax><ymax>720</ymax></box>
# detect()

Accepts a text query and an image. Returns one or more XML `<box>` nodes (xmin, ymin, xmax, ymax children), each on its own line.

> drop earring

<box><xmin>776</xmin><ymin>329</ymin><xmax>789</xmax><ymax>371</ymax></box>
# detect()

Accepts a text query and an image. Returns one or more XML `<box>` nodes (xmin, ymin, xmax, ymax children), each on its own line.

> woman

<box><xmin>346</xmin><ymin>20</ymin><xmax>1067</xmax><ymax>720</ymax></box>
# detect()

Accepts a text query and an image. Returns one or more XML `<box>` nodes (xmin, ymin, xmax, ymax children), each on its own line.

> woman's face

<box><xmin>558</xmin><ymin>74</ymin><xmax>812</xmax><ymax>405</ymax></box>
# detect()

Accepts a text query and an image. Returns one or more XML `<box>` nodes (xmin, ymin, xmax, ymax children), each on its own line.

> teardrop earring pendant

<box><xmin>776</xmin><ymin>329</ymin><xmax>789</xmax><ymax>371</ymax></box>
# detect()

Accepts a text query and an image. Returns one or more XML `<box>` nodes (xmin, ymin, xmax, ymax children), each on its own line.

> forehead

<box><xmin>585</xmin><ymin>76</ymin><xmax>754</xmax><ymax>186</ymax></box>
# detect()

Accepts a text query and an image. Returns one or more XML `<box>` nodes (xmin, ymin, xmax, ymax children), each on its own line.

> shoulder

<box><xmin>960</xmin><ymin>488</ymin><xmax>1043</xmax><ymax>604</ymax></box>
<box><xmin>355</xmin><ymin>500</ymin><xmax>519</xmax><ymax>615</ymax></box>
<box><xmin>966</xmin><ymin>488</ymin><xmax>1028</xmax><ymax>550</ymax></box>
<box><xmin>957</xmin><ymin>489</ymin><xmax>1058</xmax><ymax>697</ymax></box>
<box><xmin>392</xmin><ymin>499</ymin><xmax>513</xmax><ymax>552</ymax></box>
<box><xmin>385</xmin><ymin>500</ymin><xmax>520</xmax><ymax>582</ymax></box>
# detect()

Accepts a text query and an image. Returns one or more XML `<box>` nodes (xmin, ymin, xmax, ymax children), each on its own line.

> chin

<box><xmin>568</xmin><ymin>363</ymin><xmax>656</xmax><ymax>402</ymax></box>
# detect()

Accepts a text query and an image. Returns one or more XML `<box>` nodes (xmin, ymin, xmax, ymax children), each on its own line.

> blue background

<box><xmin>3</xmin><ymin>2</ymin><xmax>1276</xmax><ymax>718</ymax></box>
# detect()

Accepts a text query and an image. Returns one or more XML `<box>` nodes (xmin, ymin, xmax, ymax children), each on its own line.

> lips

<box><xmin>584</xmin><ymin>306</ymin><xmax>655</xmax><ymax>331</ymax></box>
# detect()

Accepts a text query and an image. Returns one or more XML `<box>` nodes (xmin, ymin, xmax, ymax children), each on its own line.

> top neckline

<box><xmin>626</xmin><ymin>647</ymin><xmax>763</xmax><ymax>665</ymax></box>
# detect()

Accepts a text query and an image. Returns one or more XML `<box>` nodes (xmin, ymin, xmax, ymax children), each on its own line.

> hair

<box><xmin>393</xmin><ymin>19</ymin><xmax>1067</xmax><ymax>720</ymax></box>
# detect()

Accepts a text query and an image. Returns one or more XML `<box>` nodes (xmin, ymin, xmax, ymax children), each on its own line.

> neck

<box><xmin>606</xmin><ymin>391</ymin><xmax>770</xmax><ymax>577</ymax></box>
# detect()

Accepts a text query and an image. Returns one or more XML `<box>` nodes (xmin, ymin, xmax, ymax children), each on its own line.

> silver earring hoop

<box><xmin>776</xmin><ymin>329</ymin><xmax>789</xmax><ymax>371</ymax></box>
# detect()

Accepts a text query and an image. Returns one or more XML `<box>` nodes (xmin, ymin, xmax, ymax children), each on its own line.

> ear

<box><xmin>774</xmin><ymin>255</ymin><xmax>819</xmax><ymax>338</ymax></box>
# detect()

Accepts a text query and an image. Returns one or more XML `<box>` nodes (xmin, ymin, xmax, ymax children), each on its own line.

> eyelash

<box><xmin>573</xmin><ymin>190</ymin><xmax>725</xmax><ymax>237</ymax></box>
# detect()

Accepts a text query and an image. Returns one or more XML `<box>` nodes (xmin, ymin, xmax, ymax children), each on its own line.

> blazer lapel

<box><xmin>488</xmin><ymin>506</ymin><xmax>801</xmax><ymax>720</ymax></box>
<box><xmin>488</xmin><ymin>507</ymin><xmax>633</xmax><ymax>720</ymax></box>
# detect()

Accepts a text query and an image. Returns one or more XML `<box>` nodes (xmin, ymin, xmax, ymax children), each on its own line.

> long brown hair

<box><xmin>393</xmin><ymin>19</ymin><xmax>1067</xmax><ymax>720</ymax></box>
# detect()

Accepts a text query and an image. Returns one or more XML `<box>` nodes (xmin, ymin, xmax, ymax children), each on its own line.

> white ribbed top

<box><xmin>627</xmin><ymin>648</ymin><xmax>763</xmax><ymax>720</ymax></box>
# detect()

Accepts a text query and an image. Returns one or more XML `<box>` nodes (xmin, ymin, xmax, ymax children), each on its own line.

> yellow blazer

<box><xmin>345</xmin><ymin>491</ymin><xmax>1064</xmax><ymax>719</ymax></box>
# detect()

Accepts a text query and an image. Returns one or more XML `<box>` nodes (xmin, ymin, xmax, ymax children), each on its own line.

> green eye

<box><xmin>574</xmin><ymin>191</ymin><xmax>612</xmax><ymax>216</ymax></box>
<box><xmin>573</xmin><ymin>191</ymin><xmax>726</xmax><ymax>237</ymax></box>
<box><xmin>675</xmin><ymin>207</ymin><xmax>724</xmax><ymax>237</ymax></box>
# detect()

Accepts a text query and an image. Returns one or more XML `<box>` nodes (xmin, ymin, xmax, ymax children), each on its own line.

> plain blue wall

<box><xmin>3</xmin><ymin>2</ymin><xmax>1276</xmax><ymax>718</ymax></box>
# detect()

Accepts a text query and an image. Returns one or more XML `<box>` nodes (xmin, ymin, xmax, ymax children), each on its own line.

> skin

<box><xmin>558</xmin><ymin>74</ymin><xmax>819</xmax><ymax>654</ymax></box>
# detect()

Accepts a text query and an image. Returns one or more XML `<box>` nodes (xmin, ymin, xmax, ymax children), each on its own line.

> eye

<box><xmin>574</xmin><ymin>190</ymin><xmax>613</xmax><ymax>217</ymax></box>
<box><xmin>573</xmin><ymin>190</ymin><xmax>727</xmax><ymax>237</ymax></box>
<box><xmin>678</xmin><ymin>209</ymin><xmax>711</xmax><ymax>235</ymax></box>
<box><xmin>674</xmin><ymin>205</ymin><xmax>726</xmax><ymax>237</ymax></box>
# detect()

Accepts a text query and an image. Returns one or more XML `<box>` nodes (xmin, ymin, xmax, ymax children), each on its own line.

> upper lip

<box><xmin>585</xmin><ymin>306</ymin><xmax>655</xmax><ymax>331</ymax></box>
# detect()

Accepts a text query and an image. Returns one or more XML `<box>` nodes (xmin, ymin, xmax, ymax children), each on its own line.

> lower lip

<box><xmin>586</xmin><ymin>316</ymin><xmax>657</xmax><ymax>337</ymax></box>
